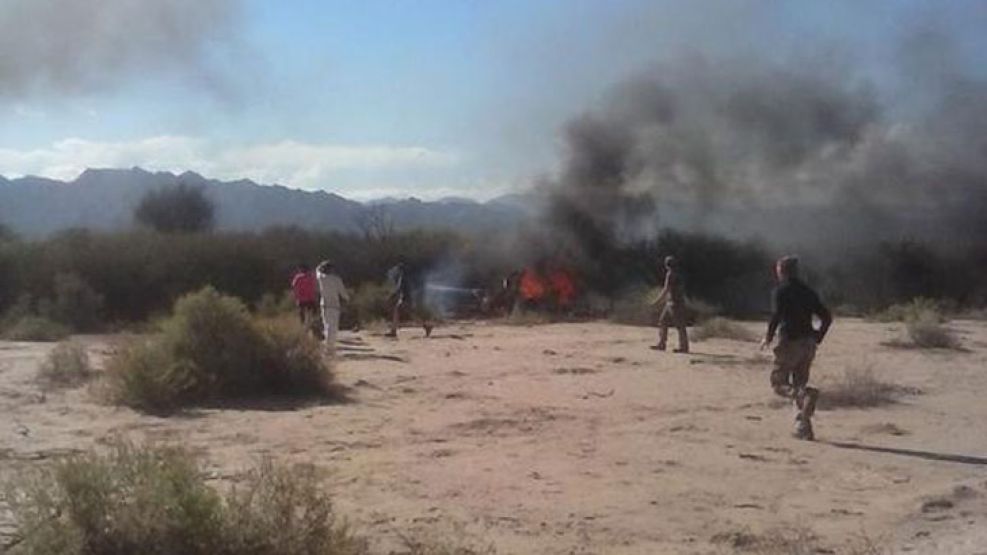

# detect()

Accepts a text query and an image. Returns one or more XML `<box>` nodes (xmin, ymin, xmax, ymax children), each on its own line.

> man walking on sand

<box><xmin>652</xmin><ymin>256</ymin><xmax>689</xmax><ymax>353</ymax></box>
<box><xmin>386</xmin><ymin>260</ymin><xmax>433</xmax><ymax>339</ymax></box>
<box><xmin>316</xmin><ymin>260</ymin><xmax>349</xmax><ymax>354</ymax></box>
<box><xmin>761</xmin><ymin>255</ymin><xmax>832</xmax><ymax>441</ymax></box>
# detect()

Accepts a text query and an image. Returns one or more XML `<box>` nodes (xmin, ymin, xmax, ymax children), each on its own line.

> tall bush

<box><xmin>105</xmin><ymin>287</ymin><xmax>334</xmax><ymax>411</ymax></box>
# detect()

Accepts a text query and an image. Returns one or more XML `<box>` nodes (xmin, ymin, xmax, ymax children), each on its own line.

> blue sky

<box><xmin>0</xmin><ymin>0</ymin><xmax>984</xmax><ymax>199</ymax></box>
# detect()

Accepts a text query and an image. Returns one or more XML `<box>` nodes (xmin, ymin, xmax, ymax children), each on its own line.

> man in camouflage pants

<box><xmin>761</xmin><ymin>256</ymin><xmax>832</xmax><ymax>440</ymax></box>
<box><xmin>653</xmin><ymin>255</ymin><xmax>689</xmax><ymax>354</ymax></box>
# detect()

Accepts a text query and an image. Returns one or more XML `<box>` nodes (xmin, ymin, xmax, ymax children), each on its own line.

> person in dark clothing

<box><xmin>386</xmin><ymin>261</ymin><xmax>433</xmax><ymax>339</ymax></box>
<box><xmin>761</xmin><ymin>255</ymin><xmax>832</xmax><ymax>440</ymax></box>
<box><xmin>652</xmin><ymin>255</ymin><xmax>689</xmax><ymax>353</ymax></box>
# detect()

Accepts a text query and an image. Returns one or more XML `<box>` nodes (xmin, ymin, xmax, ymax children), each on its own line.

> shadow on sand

<box><xmin>823</xmin><ymin>440</ymin><xmax>987</xmax><ymax>466</ymax></box>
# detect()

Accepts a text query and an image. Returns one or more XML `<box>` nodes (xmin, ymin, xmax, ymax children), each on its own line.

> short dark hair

<box><xmin>777</xmin><ymin>255</ymin><xmax>799</xmax><ymax>278</ymax></box>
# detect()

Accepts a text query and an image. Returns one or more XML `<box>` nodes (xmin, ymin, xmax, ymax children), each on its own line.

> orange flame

<box><xmin>519</xmin><ymin>269</ymin><xmax>547</xmax><ymax>301</ymax></box>
<box><xmin>549</xmin><ymin>269</ymin><xmax>576</xmax><ymax>306</ymax></box>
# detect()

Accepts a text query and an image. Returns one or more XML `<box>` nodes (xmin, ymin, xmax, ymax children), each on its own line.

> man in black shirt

<box><xmin>761</xmin><ymin>255</ymin><xmax>832</xmax><ymax>440</ymax></box>
<box><xmin>386</xmin><ymin>261</ymin><xmax>433</xmax><ymax>339</ymax></box>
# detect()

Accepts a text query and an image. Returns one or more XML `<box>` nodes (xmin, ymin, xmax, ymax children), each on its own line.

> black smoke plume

<box><xmin>540</xmin><ymin>28</ymin><xmax>987</xmax><ymax>298</ymax></box>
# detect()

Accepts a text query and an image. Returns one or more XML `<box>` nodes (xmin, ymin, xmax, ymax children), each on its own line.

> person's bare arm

<box><xmin>653</xmin><ymin>272</ymin><xmax>671</xmax><ymax>306</ymax></box>
<box><xmin>339</xmin><ymin>278</ymin><xmax>350</xmax><ymax>303</ymax></box>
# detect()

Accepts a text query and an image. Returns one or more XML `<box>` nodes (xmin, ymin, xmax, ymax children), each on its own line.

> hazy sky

<box><xmin>0</xmin><ymin>0</ymin><xmax>984</xmax><ymax>199</ymax></box>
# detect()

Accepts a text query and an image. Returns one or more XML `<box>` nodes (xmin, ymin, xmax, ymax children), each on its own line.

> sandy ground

<box><xmin>3</xmin><ymin>318</ymin><xmax>987</xmax><ymax>554</ymax></box>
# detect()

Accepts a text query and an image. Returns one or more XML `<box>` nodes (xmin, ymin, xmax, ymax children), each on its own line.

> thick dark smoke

<box><xmin>543</xmin><ymin>32</ymin><xmax>987</xmax><ymax>256</ymax></box>
<box><xmin>0</xmin><ymin>0</ymin><xmax>242</xmax><ymax>99</ymax></box>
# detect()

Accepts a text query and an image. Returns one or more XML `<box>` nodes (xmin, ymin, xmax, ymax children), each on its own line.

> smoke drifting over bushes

<box><xmin>542</xmin><ymin>29</ymin><xmax>987</xmax><ymax>253</ymax></box>
<box><xmin>0</xmin><ymin>0</ymin><xmax>243</xmax><ymax>98</ymax></box>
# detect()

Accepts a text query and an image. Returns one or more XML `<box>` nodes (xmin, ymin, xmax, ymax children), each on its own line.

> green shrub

<box><xmin>257</xmin><ymin>318</ymin><xmax>331</xmax><ymax>394</ymax></box>
<box><xmin>38</xmin><ymin>342</ymin><xmax>92</xmax><ymax>388</ymax></box>
<box><xmin>224</xmin><ymin>461</ymin><xmax>364</xmax><ymax>555</ymax></box>
<box><xmin>347</xmin><ymin>281</ymin><xmax>394</xmax><ymax>327</ymax></box>
<box><xmin>256</xmin><ymin>291</ymin><xmax>295</xmax><ymax>318</ymax></box>
<box><xmin>103</xmin><ymin>340</ymin><xmax>191</xmax><ymax>412</ymax></box>
<box><xmin>44</xmin><ymin>273</ymin><xmax>105</xmax><ymax>332</ymax></box>
<box><xmin>3</xmin><ymin>441</ymin><xmax>367</xmax><ymax>555</ymax></box>
<box><xmin>2</xmin><ymin>316</ymin><xmax>72</xmax><ymax>342</ymax></box>
<box><xmin>0</xmin><ymin>293</ymin><xmax>34</xmax><ymax>329</ymax></box>
<box><xmin>105</xmin><ymin>287</ymin><xmax>334</xmax><ymax>411</ymax></box>
<box><xmin>692</xmin><ymin>317</ymin><xmax>756</xmax><ymax>342</ymax></box>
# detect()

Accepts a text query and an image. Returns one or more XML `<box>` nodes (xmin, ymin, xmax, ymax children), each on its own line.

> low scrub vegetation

<box><xmin>3</xmin><ymin>441</ymin><xmax>494</xmax><ymax>555</ymax></box>
<box><xmin>105</xmin><ymin>287</ymin><xmax>335</xmax><ymax>412</ymax></box>
<box><xmin>820</xmin><ymin>364</ymin><xmax>913</xmax><ymax>410</ymax></box>
<box><xmin>904</xmin><ymin>311</ymin><xmax>960</xmax><ymax>349</ymax></box>
<box><xmin>38</xmin><ymin>341</ymin><xmax>92</xmax><ymax>389</ymax></box>
<box><xmin>347</xmin><ymin>281</ymin><xmax>394</xmax><ymax>328</ymax></box>
<box><xmin>2</xmin><ymin>316</ymin><xmax>72</xmax><ymax>342</ymax></box>
<box><xmin>608</xmin><ymin>286</ymin><xmax>658</xmax><ymax>326</ymax></box>
<box><xmin>692</xmin><ymin>317</ymin><xmax>756</xmax><ymax>342</ymax></box>
<box><xmin>870</xmin><ymin>297</ymin><xmax>947</xmax><ymax>323</ymax></box>
<box><xmin>255</xmin><ymin>291</ymin><xmax>296</xmax><ymax>318</ymax></box>
<box><xmin>2</xmin><ymin>441</ymin><xmax>367</xmax><ymax>555</ymax></box>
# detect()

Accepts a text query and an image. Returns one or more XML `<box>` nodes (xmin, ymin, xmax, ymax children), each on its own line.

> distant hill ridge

<box><xmin>0</xmin><ymin>168</ymin><xmax>532</xmax><ymax>237</ymax></box>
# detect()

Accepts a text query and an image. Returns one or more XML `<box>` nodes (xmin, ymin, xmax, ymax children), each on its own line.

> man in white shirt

<box><xmin>316</xmin><ymin>259</ymin><xmax>350</xmax><ymax>354</ymax></box>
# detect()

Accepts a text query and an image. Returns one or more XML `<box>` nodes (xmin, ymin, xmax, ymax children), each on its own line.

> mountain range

<box><xmin>0</xmin><ymin>168</ymin><xmax>534</xmax><ymax>237</ymax></box>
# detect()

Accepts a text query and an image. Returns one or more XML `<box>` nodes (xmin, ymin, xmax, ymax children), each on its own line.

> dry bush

<box><xmin>347</xmin><ymin>282</ymin><xmax>394</xmax><ymax>328</ymax></box>
<box><xmin>870</xmin><ymin>297</ymin><xmax>947</xmax><ymax>323</ymax></box>
<box><xmin>223</xmin><ymin>461</ymin><xmax>366</xmax><ymax>555</ymax></box>
<box><xmin>504</xmin><ymin>309</ymin><xmax>553</xmax><ymax>326</ymax></box>
<box><xmin>255</xmin><ymin>291</ymin><xmax>295</xmax><ymax>318</ymax></box>
<box><xmin>105</xmin><ymin>287</ymin><xmax>335</xmax><ymax>412</ymax></box>
<box><xmin>2</xmin><ymin>441</ymin><xmax>367</xmax><ymax>555</ymax></box>
<box><xmin>686</xmin><ymin>297</ymin><xmax>721</xmax><ymax>324</ymax></box>
<box><xmin>396</xmin><ymin>522</ymin><xmax>496</xmax><ymax>555</ymax></box>
<box><xmin>2</xmin><ymin>316</ymin><xmax>71</xmax><ymax>342</ymax></box>
<box><xmin>905</xmin><ymin>311</ymin><xmax>960</xmax><ymax>349</ymax></box>
<box><xmin>38</xmin><ymin>342</ymin><xmax>92</xmax><ymax>389</ymax></box>
<box><xmin>711</xmin><ymin>525</ymin><xmax>885</xmax><ymax>555</ymax></box>
<box><xmin>44</xmin><ymin>272</ymin><xmax>105</xmax><ymax>332</ymax></box>
<box><xmin>692</xmin><ymin>317</ymin><xmax>757</xmax><ymax>342</ymax></box>
<box><xmin>820</xmin><ymin>364</ymin><xmax>912</xmax><ymax>410</ymax></box>
<box><xmin>711</xmin><ymin>525</ymin><xmax>817</xmax><ymax>554</ymax></box>
<box><xmin>609</xmin><ymin>287</ymin><xmax>657</xmax><ymax>326</ymax></box>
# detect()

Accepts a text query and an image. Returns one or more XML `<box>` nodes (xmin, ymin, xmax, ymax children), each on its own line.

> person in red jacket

<box><xmin>290</xmin><ymin>264</ymin><xmax>319</xmax><ymax>326</ymax></box>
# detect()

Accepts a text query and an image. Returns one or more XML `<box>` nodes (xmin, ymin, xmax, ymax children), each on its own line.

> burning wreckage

<box><xmin>423</xmin><ymin>261</ymin><xmax>582</xmax><ymax>319</ymax></box>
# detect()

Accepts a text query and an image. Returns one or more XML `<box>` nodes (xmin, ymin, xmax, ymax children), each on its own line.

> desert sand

<box><xmin>3</xmin><ymin>318</ymin><xmax>987</xmax><ymax>554</ymax></box>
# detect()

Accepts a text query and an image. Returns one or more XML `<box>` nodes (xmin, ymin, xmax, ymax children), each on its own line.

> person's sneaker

<box><xmin>673</xmin><ymin>348</ymin><xmax>689</xmax><ymax>354</ymax></box>
<box><xmin>423</xmin><ymin>323</ymin><xmax>433</xmax><ymax>338</ymax></box>
<box><xmin>650</xmin><ymin>344</ymin><xmax>667</xmax><ymax>351</ymax></box>
<box><xmin>384</xmin><ymin>330</ymin><xmax>398</xmax><ymax>338</ymax></box>
<box><xmin>793</xmin><ymin>415</ymin><xmax>815</xmax><ymax>441</ymax></box>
